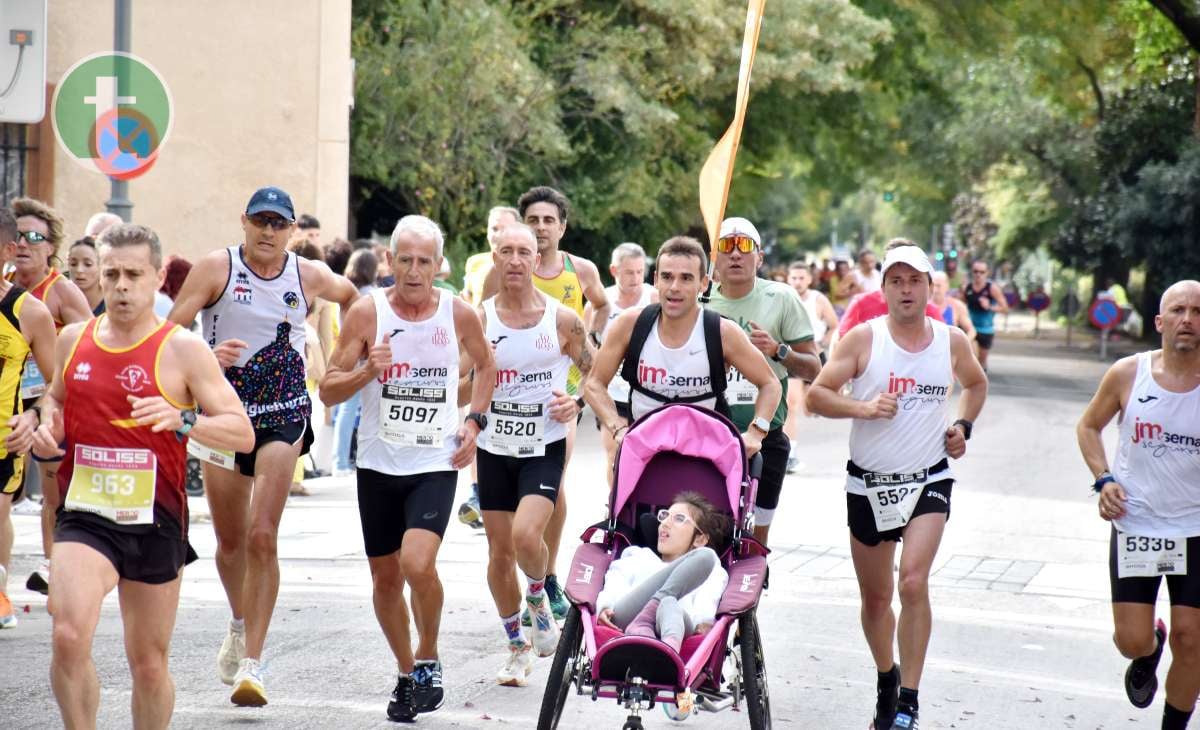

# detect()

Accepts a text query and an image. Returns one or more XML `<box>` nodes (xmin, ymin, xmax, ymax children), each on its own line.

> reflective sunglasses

<box><xmin>248</xmin><ymin>213</ymin><xmax>293</xmax><ymax>231</ymax></box>
<box><xmin>17</xmin><ymin>230</ymin><xmax>47</xmax><ymax>244</ymax></box>
<box><xmin>656</xmin><ymin>509</ymin><xmax>696</xmax><ymax>528</ymax></box>
<box><xmin>716</xmin><ymin>235</ymin><xmax>758</xmax><ymax>254</ymax></box>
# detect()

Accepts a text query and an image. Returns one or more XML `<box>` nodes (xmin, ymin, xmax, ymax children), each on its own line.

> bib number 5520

<box><xmin>873</xmin><ymin>486</ymin><xmax>916</xmax><ymax>506</ymax></box>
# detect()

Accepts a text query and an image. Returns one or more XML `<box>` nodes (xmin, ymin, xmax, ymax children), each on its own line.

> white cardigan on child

<box><xmin>595</xmin><ymin>547</ymin><xmax>728</xmax><ymax>627</ymax></box>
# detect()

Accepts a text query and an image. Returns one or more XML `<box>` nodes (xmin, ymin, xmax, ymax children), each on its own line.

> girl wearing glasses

<box><xmin>595</xmin><ymin>491</ymin><xmax>730</xmax><ymax>651</ymax></box>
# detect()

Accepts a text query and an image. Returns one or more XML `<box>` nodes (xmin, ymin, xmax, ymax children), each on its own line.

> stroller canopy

<box><xmin>614</xmin><ymin>405</ymin><xmax>746</xmax><ymax>517</ymax></box>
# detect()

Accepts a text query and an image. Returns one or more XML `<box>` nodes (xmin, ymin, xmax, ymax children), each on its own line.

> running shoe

<box><xmin>497</xmin><ymin>643</ymin><xmax>534</xmax><ymax>686</ymax></box>
<box><xmin>411</xmin><ymin>660</ymin><xmax>444</xmax><ymax>714</ymax></box>
<box><xmin>545</xmin><ymin>575</ymin><xmax>569</xmax><ymax>621</ymax></box>
<box><xmin>230</xmin><ymin>657</ymin><xmax>267</xmax><ymax>707</ymax></box>
<box><xmin>25</xmin><ymin>561</ymin><xmax>49</xmax><ymax>595</ymax></box>
<box><xmin>873</xmin><ymin>665</ymin><xmax>900</xmax><ymax>729</ymax></box>
<box><xmin>218</xmin><ymin>622</ymin><xmax>246</xmax><ymax>686</ymax></box>
<box><xmin>387</xmin><ymin>674</ymin><xmax>417</xmax><ymax>722</ymax></box>
<box><xmin>0</xmin><ymin>590</ymin><xmax>16</xmax><ymax>629</ymax></box>
<box><xmin>1125</xmin><ymin>619</ymin><xmax>1167</xmax><ymax>708</ymax></box>
<box><xmin>530</xmin><ymin>599</ymin><xmax>561</xmax><ymax>657</ymax></box>
<box><xmin>11</xmin><ymin>498</ymin><xmax>41</xmax><ymax>515</ymax></box>
<box><xmin>786</xmin><ymin>441</ymin><xmax>800</xmax><ymax>473</ymax></box>
<box><xmin>457</xmin><ymin>501</ymin><xmax>483</xmax><ymax>530</ymax></box>
<box><xmin>890</xmin><ymin>703</ymin><xmax>918</xmax><ymax>730</ymax></box>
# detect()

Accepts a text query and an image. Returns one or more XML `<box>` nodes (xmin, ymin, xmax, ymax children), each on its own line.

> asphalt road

<box><xmin>0</xmin><ymin>330</ymin><xmax>1172</xmax><ymax>729</ymax></box>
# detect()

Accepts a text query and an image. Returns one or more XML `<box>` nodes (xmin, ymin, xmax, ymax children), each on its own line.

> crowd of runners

<box><xmin>0</xmin><ymin>184</ymin><xmax>1195</xmax><ymax>730</ymax></box>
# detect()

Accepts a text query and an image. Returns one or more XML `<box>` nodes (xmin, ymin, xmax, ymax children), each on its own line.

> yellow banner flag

<box><xmin>699</xmin><ymin>0</ymin><xmax>766</xmax><ymax>261</ymax></box>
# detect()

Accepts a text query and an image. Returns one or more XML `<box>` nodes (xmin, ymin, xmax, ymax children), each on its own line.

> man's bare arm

<box><xmin>169</xmin><ymin>251</ymin><xmax>227</xmax><ymax>327</ymax></box>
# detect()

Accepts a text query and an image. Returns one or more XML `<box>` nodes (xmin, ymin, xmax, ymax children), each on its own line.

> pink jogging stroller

<box><xmin>537</xmin><ymin>403</ymin><xmax>771</xmax><ymax>730</ymax></box>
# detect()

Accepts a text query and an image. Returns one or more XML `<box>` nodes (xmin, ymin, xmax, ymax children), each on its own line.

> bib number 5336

<box><xmin>1117</xmin><ymin>531</ymin><xmax>1187</xmax><ymax>578</ymax></box>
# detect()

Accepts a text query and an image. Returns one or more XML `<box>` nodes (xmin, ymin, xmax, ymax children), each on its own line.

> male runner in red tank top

<box><xmin>32</xmin><ymin>224</ymin><xmax>253</xmax><ymax>730</ymax></box>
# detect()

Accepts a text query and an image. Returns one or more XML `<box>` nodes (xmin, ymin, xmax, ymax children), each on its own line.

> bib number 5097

<box><xmin>91</xmin><ymin>472</ymin><xmax>136</xmax><ymax>497</ymax></box>
<box><xmin>388</xmin><ymin>405</ymin><xmax>436</xmax><ymax>424</ymax></box>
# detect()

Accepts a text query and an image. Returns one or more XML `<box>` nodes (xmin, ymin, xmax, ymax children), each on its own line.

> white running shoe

<box><xmin>496</xmin><ymin>643</ymin><xmax>534</xmax><ymax>687</ymax></box>
<box><xmin>230</xmin><ymin>657</ymin><xmax>267</xmax><ymax>707</ymax></box>
<box><xmin>529</xmin><ymin>600</ymin><xmax>560</xmax><ymax>658</ymax></box>
<box><xmin>218</xmin><ymin>622</ymin><xmax>246</xmax><ymax>685</ymax></box>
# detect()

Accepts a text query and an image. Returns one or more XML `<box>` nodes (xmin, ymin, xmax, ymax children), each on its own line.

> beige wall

<box><xmin>45</xmin><ymin>0</ymin><xmax>352</xmax><ymax>261</ymax></box>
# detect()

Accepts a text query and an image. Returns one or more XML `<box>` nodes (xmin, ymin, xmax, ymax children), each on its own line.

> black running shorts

<box><xmin>846</xmin><ymin>479</ymin><xmax>953</xmax><ymax>547</ymax></box>
<box><xmin>55</xmin><ymin>510</ymin><xmax>197</xmax><ymax>584</ymax></box>
<box><xmin>233</xmin><ymin>418</ymin><xmax>314</xmax><ymax>476</ymax></box>
<box><xmin>975</xmin><ymin>332</ymin><xmax>995</xmax><ymax>350</ymax></box>
<box><xmin>356</xmin><ymin>468</ymin><xmax>456</xmax><ymax>558</ymax></box>
<box><xmin>0</xmin><ymin>455</ymin><xmax>22</xmax><ymax>496</ymax></box>
<box><xmin>1109</xmin><ymin>528</ymin><xmax>1200</xmax><ymax>609</ymax></box>
<box><xmin>476</xmin><ymin>438</ymin><xmax>566</xmax><ymax>512</ymax></box>
<box><xmin>754</xmin><ymin>427</ymin><xmax>791</xmax><ymax>511</ymax></box>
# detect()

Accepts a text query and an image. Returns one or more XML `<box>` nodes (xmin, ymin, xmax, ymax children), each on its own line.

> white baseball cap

<box><xmin>718</xmin><ymin>217</ymin><xmax>761</xmax><ymax>247</ymax></box>
<box><xmin>880</xmin><ymin>245</ymin><xmax>933</xmax><ymax>277</ymax></box>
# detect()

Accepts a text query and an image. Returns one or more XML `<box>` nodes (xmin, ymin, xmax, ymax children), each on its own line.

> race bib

<box><xmin>64</xmin><ymin>444</ymin><xmax>156</xmax><ymax>525</ymax></box>
<box><xmin>187</xmin><ymin>437</ymin><xmax>236</xmax><ymax>471</ymax></box>
<box><xmin>1117</xmin><ymin>532</ymin><xmax>1188</xmax><ymax>578</ymax></box>
<box><xmin>864</xmin><ymin>469</ymin><xmax>927</xmax><ymax>532</ymax></box>
<box><xmin>380</xmin><ymin>384</ymin><xmax>450</xmax><ymax>448</ymax></box>
<box><xmin>726</xmin><ymin>367</ymin><xmax>758</xmax><ymax>406</ymax></box>
<box><xmin>19</xmin><ymin>356</ymin><xmax>45</xmax><ymax>400</ymax></box>
<box><xmin>488</xmin><ymin>401</ymin><xmax>546</xmax><ymax>457</ymax></box>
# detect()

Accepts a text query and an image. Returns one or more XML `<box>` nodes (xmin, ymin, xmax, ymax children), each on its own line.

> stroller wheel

<box><xmin>621</xmin><ymin>719</ymin><xmax>644</xmax><ymax>730</ymax></box>
<box><xmin>185</xmin><ymin>456</ymin><xmax>204</xmax><ymax>497</ymax></box>
<box><xmin>738</xmin><ymin>610</ymin><xmax>771</xmax><ymax>730</ymax></box>
<box><xmin>536</xmin><ymin>605</ymin><xmax>584</xmax><ymax>730</ymax></box>
<box><xmin>662</xmin><ymin>690</ymin><xmax>694</xmax><ymax>721</ymax></box>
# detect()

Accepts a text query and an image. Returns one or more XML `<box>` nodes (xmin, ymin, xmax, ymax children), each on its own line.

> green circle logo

<box><xmin>51</xmin><ymin>52</ymin><xmax>173</xmax><ymax>181</ymax></box>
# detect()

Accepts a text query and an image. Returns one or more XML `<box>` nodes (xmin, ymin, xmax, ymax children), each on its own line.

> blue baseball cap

<box><xmin>245</xmin><ymin>186</ymin><xmax>295</xmax><ymax>221</ymax></box>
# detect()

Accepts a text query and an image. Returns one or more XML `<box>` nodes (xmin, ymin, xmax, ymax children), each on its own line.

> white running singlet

<box><xmin>1112</xmin><ymin>351</ymin><xmax>1200</xmax><ymax>538</ymax></box>
<box><xmin>602</xmin><ymin>283</ymin><xmax>654</xmax><ymax>404</ymax></box>
<box><xmin>357</xmin><ymin>289</ymin><xmax>460</xmax><ymax>475</ymax></box>
<box><xmin>202</xmin><ymin>245</ymin><xmax>309</xmax><ymax>429</ymax></box>
<box><xmin>846</xmin><ymin>316</ymin><xmax>955</xmax><ymax>495</ymax></box>
<box><xmin>477</xmin><ymin>293</ymin><xmax>570</xmax><ymax>457</ymax></box>
<box><xmin>629</xmin><ymin>310</ymin><xmax>716</xmax><ymax>420</ymax></box>
<box><xmin>799</xmin><ymin>290</ymin><xmax>828</xmax><ymax>347</ymax></box>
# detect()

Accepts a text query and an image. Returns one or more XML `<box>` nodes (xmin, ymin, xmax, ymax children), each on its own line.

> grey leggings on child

<box><xmin>612</xmin><ymin>547</ymin><xmax>718</xmax><ymax>640</ymax></box>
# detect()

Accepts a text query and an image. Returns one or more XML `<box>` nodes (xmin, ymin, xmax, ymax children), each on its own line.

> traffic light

<box><xmin>882</xmin><ymin>191</ymin><xmax>895</xmax><ymax>203</ymax></box>
<box><xmin>935</xmin><ymin>251</ymin><xmax>944</xmax><ymax>261</ymax></box>
<box><xmin>948</xmin><ymin>249</ymin><xmax>958</xmax><ymax>258</ymax></box>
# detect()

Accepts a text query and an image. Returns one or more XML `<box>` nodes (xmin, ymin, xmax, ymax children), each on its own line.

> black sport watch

<box><xmin>952</xmin><ymin>418</ymin><xmax>973</xmax><ymax>440</ymax></box>
<box><xmin>772</xmin><ymin>342</ymin><xmax>790</xmax><ymax>362</ymax></box>
<box><xmin>176</xmin><ymin>410</ymin><xmax>197</xmax><ymax>438</ymax></box>
<box><xmin>465</xmin><ymin>412</ymin><xmax>488</xmax><ymax>432</ymax></box>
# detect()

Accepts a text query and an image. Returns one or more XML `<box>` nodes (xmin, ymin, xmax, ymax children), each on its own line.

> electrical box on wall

<box><xmin>0</xmin><ymin>0</ymin><xmax>48</xmax><ymax>123</ymax></box>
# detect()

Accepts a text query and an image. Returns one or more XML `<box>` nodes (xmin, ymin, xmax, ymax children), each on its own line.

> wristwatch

<box><xmin>465</xmin><ymin>412</ymin><xmax>488</xmax><ymax>432</ymax></box>
<box><xmin>176</xmin><ymin>410</ymin><xmax>197</xmax><ymax>437</ymax></box>
<box><xmin>952</xmin><ymin>418</ymin><xmax>973</xmax><ymax>440</ymax></box>
<box><xmin>749</xmin><ymin>416</ymin><xmax>771</xmax><ymax>434</ymax></box>
<box><xmin>772</xmin><ymin>342</ymin><xmax>790</xmax><ymax>362</ymax></box>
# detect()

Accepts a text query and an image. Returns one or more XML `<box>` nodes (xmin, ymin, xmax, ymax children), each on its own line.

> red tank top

<box><xmin>6</xmin><ymin>269</ymin><xmax>66</xmax><ymax>329</ymax></box>
<box><xmin>58</xmin><ymin>316</ymin><xmax>193</xmax><ymax>530</ymax></box>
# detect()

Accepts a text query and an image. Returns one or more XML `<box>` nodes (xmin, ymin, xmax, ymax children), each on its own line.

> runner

<box><xmin>470</xmin><ymin>223</ymin><xmax>591</xmax><ymax>685</ymax></box>
<box><xmin>930</xmin><ymin>272</ymin><xmax>974</xmax><ymax>341</ymax></box>
<box><xmin>585</xmin><ymin>242</ymin><xmax>657</xmax><ymax>474</ymax></box>
<box><xmin>705</xmin><ymin>218</ymin><xmax>820</xmax><ymax>546</ymax></box>
<box><xmin>458</xmin><ymin>205</ymin><xmax>520</xmax><ymax>530</ymax></box>
<box><xmin>806</xmin><ymin>244</ymin><xmax>987</xmax><ymax>730</ymax></box>
<box><xmin>320</xmin><ymin>215</ymin><xmax>495</xmax><ymax>721</ymax></box>
<box><xmin>8</xmin><ymin>197</ymin><xmax>93</xmax><ymax>597</ymax></box>
<box><xmin>957</xmin><ymin>260</ymin><xmax>1007</xmax><ymax>372</ymax></box>
<box><xmin>482</xmin><ymin>186</ymin><xmax>609</xmax><ymax>622</ymax></box>
<box><xmin>784</xmin><ymin>260</ymin><xmax>837</xmax><ymax>468</ymax></box>
<box><xmin>1076</xmin><ymin>279</ymin><xmax>1200</xmax><ymax>730</ymax></box>
<box><xmin>168</xmin><ymin>186</ymin><xmax>358</xmax><ymax>706</ymax></box>
<box><xmin>585</xmin><ymin>235</ymin><xmax>781</xmax><ymax>460</ymax></box>
<box><xmin>0</xmin><ymin>207</ymin><xmax>58</xmax><ymax>630</ymax></box>
<box><xmin>32</xmin><ymin>223</ymin><xmax>253</xmax><ymax>729</ymax></box>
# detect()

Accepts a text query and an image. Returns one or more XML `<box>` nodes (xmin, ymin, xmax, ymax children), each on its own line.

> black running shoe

<box><xmin>26</xmin><ymin>566</ymin><xmax>49</xmax><ymax>595</ymax></box>
<box><xmin>411</xmin><ymin>660</ymin><xmax>444</xmax><ymax>714</ymax></box>
<box><xmin>890</xmin><ymin>702</ymin><xmax>918</xmax><ymax>729</ymax></box>
<box><xmin>387</xmin><ymin>675</ymin><xmax>417</xmax><ymax>723</ymax></box>
<box><xmin>873</xmin><ymin>666</ymin><xmax>900</xmax><ymax>729</ymax></box>
<box><xmin>1125</xmin><ymin>619</ymin><xmax>1166</xmax><ymax>709</ymax></box>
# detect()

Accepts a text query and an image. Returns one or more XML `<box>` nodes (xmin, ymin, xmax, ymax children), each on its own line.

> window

<box><xmin>0</xmin><ymin>123</ymin><xmax>35</xmax><ymax>205</ymax></box>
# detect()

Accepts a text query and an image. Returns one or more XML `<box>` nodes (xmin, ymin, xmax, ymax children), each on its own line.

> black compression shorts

<box><xmin>356</xmin><ymin>468</ymin><xmax>457</xmax><ymax>558</ymax></box>
<box><xmin>476</xmin><ymin>438</ymin><xmax>566</xmax><ymax>512</ymax></box>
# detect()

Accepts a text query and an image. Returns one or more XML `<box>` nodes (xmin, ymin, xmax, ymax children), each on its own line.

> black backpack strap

<box><xmin>621</xmin><ymin>304</ymin><xmax>661</xmax><ymax>396</ymax></box>
<box><xmin>703</xmin><ymin>309</ymin><xmax>732</xmax><ymax>418</ymax></box>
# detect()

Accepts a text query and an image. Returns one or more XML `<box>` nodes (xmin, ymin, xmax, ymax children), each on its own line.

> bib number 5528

<box><xmin>874</xmin><ymin>486</ymin><xmax>916</xmax><ymax>506</ymax></box>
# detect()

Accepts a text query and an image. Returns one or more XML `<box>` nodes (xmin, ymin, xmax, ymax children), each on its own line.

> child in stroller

<box><xmin>595</xmin><ymin>492</ymin><xmax>730</xmax><ymax>652</ymax></box>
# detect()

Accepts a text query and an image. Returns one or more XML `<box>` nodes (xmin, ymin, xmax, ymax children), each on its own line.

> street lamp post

<box><xmin>104</xmin><ymin>0</ymin><xmax>132</xmax><ymax>221</ymax></box>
